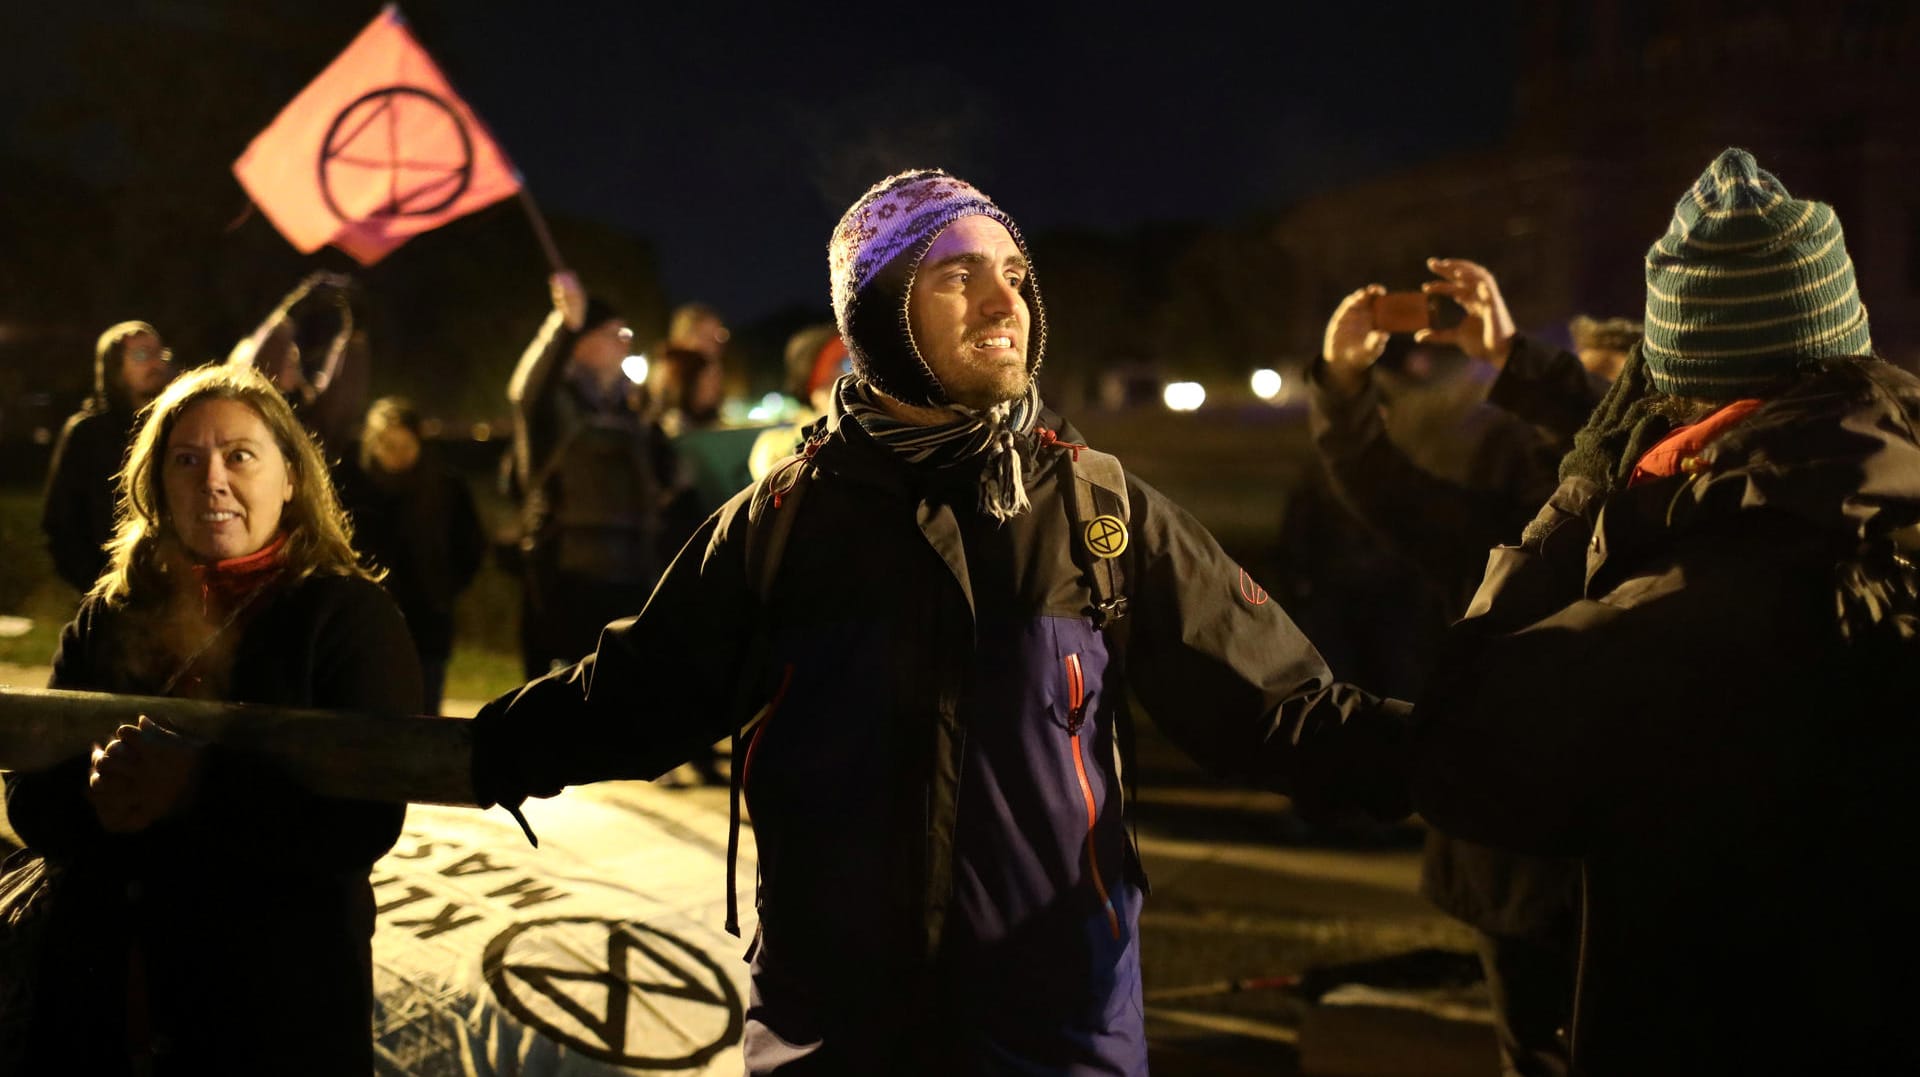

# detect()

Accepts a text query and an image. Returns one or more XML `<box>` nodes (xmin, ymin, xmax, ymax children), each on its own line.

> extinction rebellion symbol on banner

<box><xmin>483</xmin><ymin>916</ymin><xmax>743</xmax><ymax>1069</ymax></box>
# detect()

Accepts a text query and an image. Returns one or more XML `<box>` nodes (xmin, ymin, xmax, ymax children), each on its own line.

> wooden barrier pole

<box><xmin>0</xmin><ymin>686</ymin><xmax>478</xmax><ymax>806</ymax></box>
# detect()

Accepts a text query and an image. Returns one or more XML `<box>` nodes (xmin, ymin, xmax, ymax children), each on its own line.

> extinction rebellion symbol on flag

<box><xmin>319</xmin><ymin>87</ymin><xmax>475</xmax><ymax>221</ymax></box>
<box><xmin>232</xmin><ymin>6</ymin><xmax>521</xmax><ymax>265</ymax></box>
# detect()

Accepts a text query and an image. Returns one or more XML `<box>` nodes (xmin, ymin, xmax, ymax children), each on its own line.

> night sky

<box><xmin>1</xmin><ymin>0</ymin><xmax>1514</xmax><ymax>324</ymax></box>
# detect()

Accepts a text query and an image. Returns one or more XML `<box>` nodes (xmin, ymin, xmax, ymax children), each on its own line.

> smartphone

<box><xmin>1371</xmin><ymin>292</ymin><xmax>1429</xmax><ymax>334</ymax></box>
<box><xmin>1371</xmin><ymin>292</ymin><xmax>1468</xmax><ymax>335</ymax></box>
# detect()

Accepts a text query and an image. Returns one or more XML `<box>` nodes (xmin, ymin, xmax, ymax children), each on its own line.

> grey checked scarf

<box><xmin>838</xmin><ymin>374</ymin><xmax>1042</xmax><ymax>522</ymax></box>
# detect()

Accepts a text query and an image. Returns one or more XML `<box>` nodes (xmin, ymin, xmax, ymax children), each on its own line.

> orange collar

<box><xmin>1628</xmin><ymin>399</ymin><xmax>1765</xmax><ymax>486</ymax></box>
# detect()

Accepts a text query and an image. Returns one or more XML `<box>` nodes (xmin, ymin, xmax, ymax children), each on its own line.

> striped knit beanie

<box><xmin>1643</xmin><ymin>148</ymin><xmax>1872</xmax><ymax>400</ymax></box>
<box><xmin>828</xmin><ymin>169</ymin><xmax>1047</xmax><ymax>408</ymax></box>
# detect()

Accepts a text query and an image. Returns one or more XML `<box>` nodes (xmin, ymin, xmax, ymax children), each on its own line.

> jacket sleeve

<box><xmin>471</xmin><ymin>493</ymin><xmax>760</xmax><ymax>806</ymax></box>
<box><xmin>1485</xmin><ymin>333</ymin><xmax>1608</xmax><ymax>447</ymax></box>
<box><xmin>170</xmin><ymin>578</ymin><xmax>420</xmax><ymax>870</ymax></box>
<box><xmin>506</xmin><ymin>309</ymin><xmax>570</xmax><ymax>500</ymax></box>
<box><xmin>1307</xmin><ymin>358</ymin><xmax>1550</xmax><ymax>588</ymax></box>
<box><xmin>1122</xmin><ymin>474</ymin><xmax>1412</xmax><ymax>821</ymax></box>
<box><xmin>1411</xmin><ymin>502</ymin><xmax>1832</xmax><ymax>858</ymax></box>
<box><xmin>40</xmin><ymin>413</ymin><xmax>108</xmax><ymax>593</ymax></box>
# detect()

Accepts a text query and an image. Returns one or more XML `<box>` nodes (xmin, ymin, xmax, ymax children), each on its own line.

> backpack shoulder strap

<box><xmin>745</xmin><ymin>451</ymin><xmax>816</xmax><ymax>602</ymax></box>
<box><xmin>1061</xmin><ymin>445</ymin><xmax>1151</xmax><ymax>893</ymax></box>
<box><xmin>726</xmin><ymin>446</ymin><xmax>817</xmax><ymax>937</ymax></box>
<box><xmin>1066</xmin><ymin>447</ymin><xmax>1131</xmax><ymax>628</ymax></box>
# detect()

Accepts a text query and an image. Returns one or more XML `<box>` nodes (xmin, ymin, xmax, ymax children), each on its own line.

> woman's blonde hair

<box><xmin>91</xmin><ymin>363</ymin><xmax>378</xmax><ymax>604</ymax></box>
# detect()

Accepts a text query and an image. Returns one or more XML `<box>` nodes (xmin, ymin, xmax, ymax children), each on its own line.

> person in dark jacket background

<box><xmin>337</xmin><ymin>396</ymin><xmax>485</xmax><ymax>715</ymax></box>
<box><xmin>41</xmin><ymin>320</ymin><xmax>177</xmax><ymax>593</ymax></box>
<box><xmin>471</xmin><ymin>169</ymin><xmax>1413</xmax><ymax>1075</ymax></box>
<box><xmin>506</xmin><ymin>272</ymin><xmax>677</xmax><ymax>678</ymax></box>
<box><xmin>5</xmin><ymin>362</ymin><xmax>419</xmax><ymax>1076</ymax></box>
<box><xmin>1312</xmin><ymin>261</ymin><xmax>1626</xmax><ymax>1076</ymax></box>
<box><xmin>1413</xmin><ymin>148</ymin><xmax>1920</xmax><ymax>1076</ymax></box>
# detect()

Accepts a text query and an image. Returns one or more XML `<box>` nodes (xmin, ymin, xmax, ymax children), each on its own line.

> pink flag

<box><xmin>233</xmin><ymin>5</ymin><xmax>521</xmax><ymax>265</ymax></box>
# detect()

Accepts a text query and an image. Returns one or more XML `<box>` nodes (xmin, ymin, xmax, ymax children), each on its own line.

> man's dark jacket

<box><xmin>476</xmin><ymin>400</ymin><xmax>1411</xmax><ymax>1074</ymax></box>
<box><xmin>1412</xmin><ymin>359</ymin><xmax>1920</xmax><ymax>1075</ymax></box>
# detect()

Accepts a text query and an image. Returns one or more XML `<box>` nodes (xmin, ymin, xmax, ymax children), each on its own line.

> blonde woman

<box><xmin>3</xmin><ymin>363</ymin><xmax>420</xmax><ymax>1075</ymax></box>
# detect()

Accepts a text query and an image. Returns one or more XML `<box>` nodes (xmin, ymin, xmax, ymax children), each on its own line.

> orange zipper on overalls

<box><xmin>1064</xmin><ymin>653</ymin><xmax>1121</xmax><ymax>940</ymax></box>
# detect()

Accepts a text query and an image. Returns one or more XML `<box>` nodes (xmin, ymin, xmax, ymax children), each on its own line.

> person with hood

<box><xmin>1411</xmin><ymin>148</ymin><xmax>1920</xmax><ymax>1075</ymax></box>
<box><xmin>506</xmin><ymin>271</ymin><xmax>676</xmax><ymax>678</ymax></box>
<box><xmin>468</xmin><ymin>169</ymin><xmax>1413</xmax><ymax>1075</ymax></box>
<box><xmin>41</xmin><ymin>321</ymin><xmax>177</xmax><ymax>592</ymax></box>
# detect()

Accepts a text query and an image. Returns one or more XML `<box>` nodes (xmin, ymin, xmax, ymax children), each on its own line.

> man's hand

<box><xmin>549</xmin><ymin>271</ymin><xmax>588</xmax><ymax>333</ymax></box>
<box><xmin>1419</xmin><ymin>257</ymin><xmax>1516</xmax><ymax>368</ymax></box>
<box><xmin>1322</xmin><ymin>284</ymin><xmax>1390</xmax><ymax>397</ymax></box>
<box><xmin>87</xmin><ymin>715</ymin><xmax>203</xmax><ymax>834</ymax></box>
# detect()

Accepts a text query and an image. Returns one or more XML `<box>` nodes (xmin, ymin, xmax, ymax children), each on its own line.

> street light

<box><xmin>1250</xmin><ymin>368</ymin><xmax>1284</xmax><ymax>401</ymax></box>
<box><xmin>622</xmin><ymin>353</ymin><xmax>650</xmax><ymax>384</ymax></box>
<box><xmin>1163</xmin><ymin>382</ymin><xmax>1206</xmax><ymax>412</ymax></box>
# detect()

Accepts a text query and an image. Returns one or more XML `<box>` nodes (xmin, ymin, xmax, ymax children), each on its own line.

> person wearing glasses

<box><xmin>42</xmin><ymin>321</ymin><xmax>178</xmax><ymax>593</ymax></box>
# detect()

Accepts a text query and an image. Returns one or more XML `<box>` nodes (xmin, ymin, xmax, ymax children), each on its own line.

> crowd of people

<box><xmin>4</xmin><ymin>146</ymin><xmax>1918</xmax><ymax>1075</ymax></box>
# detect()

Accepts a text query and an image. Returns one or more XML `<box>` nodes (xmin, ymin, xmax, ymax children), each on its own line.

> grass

<box><xmin>0</xmin><ymin>489</ymin><xmax>79</xmax><ymax>672</ymax></box>
<box><xmin>0</xmin><ymin>485</ymin><xmax>530</xmax><ymax>705</ymax></box>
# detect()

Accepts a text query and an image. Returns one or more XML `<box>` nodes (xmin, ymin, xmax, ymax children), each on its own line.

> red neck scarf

<box><xmin>1628</xmin><ymin>399</ymin><xmax>1765</xmax><ymax>487</ymax></box>
<box><xmin>188</xmin><ymin>530</ymin><xmax>290</xmax><ymax>617</ymax></box>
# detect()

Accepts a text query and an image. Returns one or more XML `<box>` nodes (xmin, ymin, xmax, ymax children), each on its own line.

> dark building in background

<box><xmin>1271</xmin><ymin>2</ymin><xmax>1920</xmax><ymax>363</ymax></box>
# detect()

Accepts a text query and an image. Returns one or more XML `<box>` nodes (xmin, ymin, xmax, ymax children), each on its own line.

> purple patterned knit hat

<box><xmin>828</xmin><ymin>169</ymin><xmax>1048</xmax><ymax>408</ymax></box>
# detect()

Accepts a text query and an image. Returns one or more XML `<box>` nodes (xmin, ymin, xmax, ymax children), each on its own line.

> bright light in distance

<box><xmin>1163</xmin><ymin>382</ymin><xmax>1206</xmax><ymax>412</ymax></box>
<box><xmin>745</xmin><ymin>392</ymin><xmax>787</xmax><ymax>422</ymax></box>
<box><xmin>1250</xmin><ymin>368</ymin><xmax>1284</xmax><ymax>400</ymax></box>
<box><xmin>622</xmin><ymin>354</ymin><xmax>650</xmax><ymax>384</ymax></box>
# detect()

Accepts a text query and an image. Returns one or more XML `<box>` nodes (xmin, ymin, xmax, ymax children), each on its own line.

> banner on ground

<box><xmin>372</xmin><ymin>788</ymin><xmax>754</xmax><ymax>1076</ymax></box>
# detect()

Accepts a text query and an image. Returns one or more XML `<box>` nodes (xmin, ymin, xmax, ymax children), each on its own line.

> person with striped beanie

<box><xmin>1560</xmin><ymin>147</ymin><xmax>1878</xmax><ymax>493</ymax></box>
<box><xmin>1641</xmin><ymin>146</ymin><xmax>1872</xmax><ymax>399</ymax></box>
<box><xmin>1410</xmin><ymin>148</ymin><xmax>1920</xmax><ymax>1074</ymax></box>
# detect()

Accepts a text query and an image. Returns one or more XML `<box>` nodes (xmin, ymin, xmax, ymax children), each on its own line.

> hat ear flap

<box><xmin>846</xmin><ymin>248</ymin><xmax>947</xmax><ymax>408</ymax></box>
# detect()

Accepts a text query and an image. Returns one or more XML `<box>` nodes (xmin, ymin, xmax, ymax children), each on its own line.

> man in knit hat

<box><xmin>471</xmin><ymin>169</ymin><xmax>1413</xmax><ymax>1073</ymax></box>
<box><xmin>1410</xmin><ymin>148</ymin><xmax>1920</xmax><ymax>1073</ymax></box>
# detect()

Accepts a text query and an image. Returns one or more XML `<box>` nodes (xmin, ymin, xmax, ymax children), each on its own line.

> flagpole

<box><xmin>516</xmin><ymin>181</ymin><xmax>567</xmax><ymax>273</ymax></box>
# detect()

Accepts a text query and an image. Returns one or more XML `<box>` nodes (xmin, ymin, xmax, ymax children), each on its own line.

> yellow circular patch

<box><xmin>1083</xmin><ymin>515</ymin><xmax>1129</xmax><ymax>559</ymax></box>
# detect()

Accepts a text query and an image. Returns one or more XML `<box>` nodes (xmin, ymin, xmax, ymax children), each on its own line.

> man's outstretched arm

<box><xmin>1121</xmin><ymin>474</ymin><xmax>1413</xmax><ymax>822</ymax></box>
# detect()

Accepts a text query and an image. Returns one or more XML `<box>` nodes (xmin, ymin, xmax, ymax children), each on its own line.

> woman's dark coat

<box><xmin>4</xmin><ymin>572</ymin><xmax>421</xmax><ymax>1077</ymax></box>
